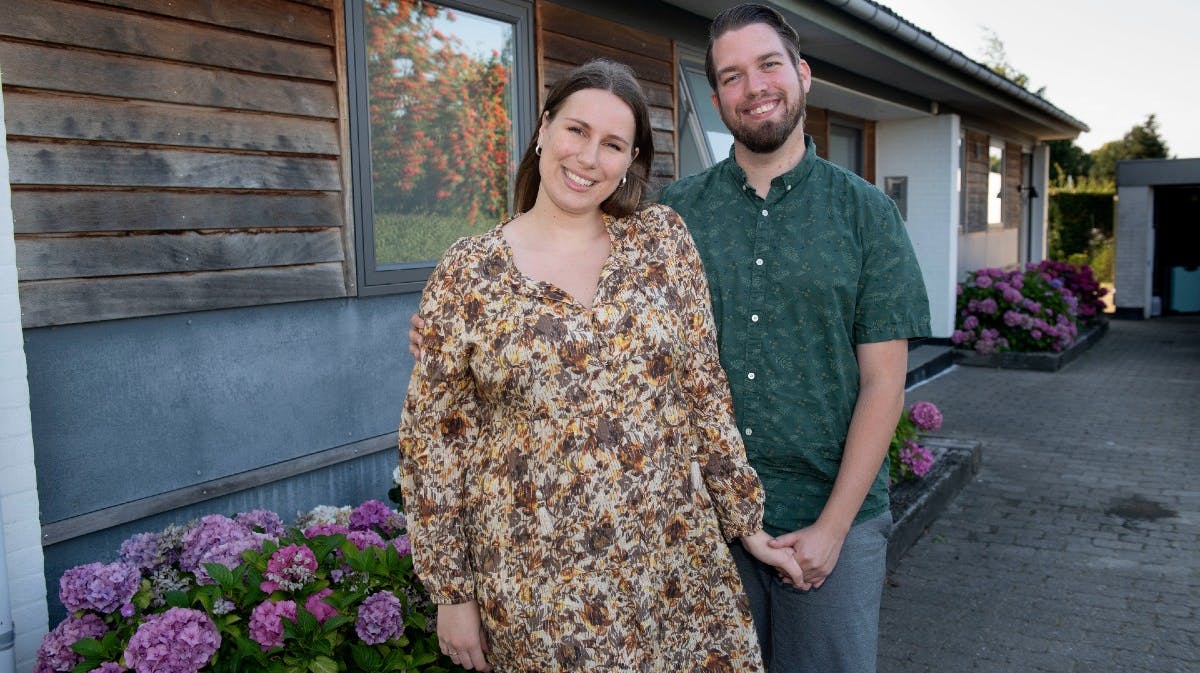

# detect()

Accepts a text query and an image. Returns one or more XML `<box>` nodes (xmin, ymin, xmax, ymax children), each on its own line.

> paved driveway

<box><xmin>878</xmin><ymin>316</ymin><xmax>1200</xmax><ymax>672</ymax></box>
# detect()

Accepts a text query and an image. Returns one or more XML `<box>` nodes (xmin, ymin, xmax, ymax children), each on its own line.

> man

<box><xmin>410</xmin><ymin>4</ymin><xmax>930</xmax><ymax>670</ymax></box>
<box><xmin>655</xmin><ymin>4</ymin><xmax>930</xmax><ymax>671</ymax></box>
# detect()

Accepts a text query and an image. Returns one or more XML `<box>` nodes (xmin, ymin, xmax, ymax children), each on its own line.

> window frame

<box><xmin>827</xmin><ymin>118</ymin><xmax>864</xmax><ymax>176</ymax></box>
<box><xmin>344</xmin><ymin>0</ymin><xmax>536</xmax><ymax>294</ymax></box>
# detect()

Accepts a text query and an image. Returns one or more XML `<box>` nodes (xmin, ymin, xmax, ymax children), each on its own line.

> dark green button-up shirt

<box><xmin>659</xmin><ymin>135</ymin><xmax>931</xmax><ymax>533</ymax></box>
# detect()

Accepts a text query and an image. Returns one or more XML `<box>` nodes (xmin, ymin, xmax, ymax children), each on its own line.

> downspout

<box><xmin>820</xmin><ymin>0</ymin><xmax>1089</xmax><ymax>133</ymax></box>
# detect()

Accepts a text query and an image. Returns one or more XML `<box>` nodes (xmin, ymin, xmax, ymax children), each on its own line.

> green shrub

<box><xmin>374</xmin><ymin>211</ymin><xmax>496</xmax><ymax>264</ymax></box>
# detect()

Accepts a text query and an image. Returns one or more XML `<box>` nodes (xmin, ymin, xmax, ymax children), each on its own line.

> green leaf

<box><xmin>322</xmin><ymin>615</ymin><xmax>354</xmax><ymax>633</ymax></box>
<box><xmin>70</xmin><ymin>637</ymin><xmax>107</xmax><ymax>658</ymax></box>
<box><xmin>308</xmin><ymin>655</ymin><xmax>339</xmax><ymax>673</ymax></box>
<box><xmin>204</xmin><ymin>562</ymin><xmax>238</xmax><ymax>589</ymax></box>
<box><xmin>164</xmin><ymin>589</ymin><xmax>189</xmax><ymax>607</ymax></box>
<box><xmin>351</xmin><ymin>644</ymin><xmax>384</xmax><ymax>671</ymax></box>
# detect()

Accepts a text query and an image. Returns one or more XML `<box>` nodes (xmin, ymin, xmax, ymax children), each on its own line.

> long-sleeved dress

<box><xmin>398</xmin><ymin>203</ymin><xmax>766</xmax><ymax>673</ymax></box>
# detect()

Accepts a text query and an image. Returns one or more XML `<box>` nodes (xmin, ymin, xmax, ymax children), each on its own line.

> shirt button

<box><xmin>745</xmin><ymin>427</ymin><xmax>753</xmax><ymax>436</ymax></box>
<box><xmin>747</xmin><ymin>372</ymin><xmax>756</xmax><ymax>380</ymax></box>
<box><xmin>755</xmin><ymin>258</ymin><xmax>764</xmax><ymax>266</ymax></box>
<box><xmin>761</xmin><ymin>209</ymin><xmax>768</xmax><ymax>217</ymax></box>
<box><xmin>751</xmin><ymin>314</ymin><xmax>759</xmax><ymax>322</ymax></box>
<box><xmin>786</xmin><ymin>184</ymin><xmax>792</xmax><ymax>191</ymax></box>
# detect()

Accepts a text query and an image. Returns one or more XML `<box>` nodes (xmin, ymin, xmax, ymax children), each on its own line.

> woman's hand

<box><xmin>408</xmin><ymin>314</ymin><xmax>426</xmax><ymax>359</ymax></box>
<box><xmin>741</xmin><ymin>530</ymin><xmax>809</xmax><ymax>590</ymax></box>
<box><xmin>437</xmin><ymin>601</ymin><xmax>491</xmax><ymax>671</ymax></box>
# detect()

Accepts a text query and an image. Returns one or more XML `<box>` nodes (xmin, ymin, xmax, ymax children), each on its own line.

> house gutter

<box><xmin>820</xmin><ymin>0</ymin><xmax>1089</xmax><ymax>133</ymax></box>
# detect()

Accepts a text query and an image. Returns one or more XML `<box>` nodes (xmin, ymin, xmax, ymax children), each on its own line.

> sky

<box><xmin>875</xmin><ymin>0</ymin><xmax>1200</xmax><ymax>157</ymax></box>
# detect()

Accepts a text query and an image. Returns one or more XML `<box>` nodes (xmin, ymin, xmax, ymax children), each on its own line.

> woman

<box><xmin>397</xmin><ymin>59</ymin><xmax>799</xmax><ymax>673</ymax></box>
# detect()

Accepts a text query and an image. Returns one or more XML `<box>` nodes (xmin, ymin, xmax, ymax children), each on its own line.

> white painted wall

<box><xmin>1026</xmin><ymin>144</ymin><xmax>1051</xmax><ymax>264</ymax></box>
<box><xmin>959</xmin><ymin>227</ymin><xmax>1020</xmax><ymax>272</ymax></box>
<box><xmin>1115</xmin><ymin>185</ymin><xmax>1154</xmax><ymax>317</ymax></box>
<box><xmin>0</xmin><ymin>77</ymin><xmax>49</xmax><ymax>670</ymax></box>
<box><xmin>876</xmin><ymin>114</ymin><xmax>959</xmax><ymax>338</ymax></box>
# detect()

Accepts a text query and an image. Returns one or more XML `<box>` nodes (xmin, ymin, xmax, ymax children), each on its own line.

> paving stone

<box><xmin>879</xmin><ymin>317</ymin><xmax>1200</xmax><ymax>672</ymax></box>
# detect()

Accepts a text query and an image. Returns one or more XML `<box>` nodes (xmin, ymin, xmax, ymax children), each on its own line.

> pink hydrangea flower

<box><xmin>355</xmin><ymin>591</ymin><xmax>404</xmax><ymax>645</ymax></box>
<box><xmin>909</xmin><ymin>402</ymin><xmax>943</xmax><ymax>432</ymax></box>
<box><xmin>124</xmin><ymin>607</ymin><xmax>220</xmax><ymax>673</ymax></box>
<box><xmin>36</xmin><ymin>613</ymin><xmax>108</xmax><ymax>673</ymax></box>
<box><xmin>305</xmin><ymin>588</ymin><xmax>339</xmax><ymax>624</ymax></box>
<box><xmin>58</xmin><ymin>561</ymin><xmax>141</xmax><ymax>615</ymax></box>
<box><xmin>249</xmin><ymin>599</ymin><xmax>297</xmax><ymax>650</ymax></box>
<box><xmin>261</xmin><ymin>544</ymin><xmax>318</xmax><ymax>593</ymax></box>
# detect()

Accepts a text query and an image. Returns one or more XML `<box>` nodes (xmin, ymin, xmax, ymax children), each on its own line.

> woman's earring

<box><xmin>620</xmin><ymin>175</ymin><xmax>627</xmax><ymax>186</ymax></box>
<box><xmin>535</xmin><ymin>143</ymin><xmax>542</xmax><ymax>156</ymax></box>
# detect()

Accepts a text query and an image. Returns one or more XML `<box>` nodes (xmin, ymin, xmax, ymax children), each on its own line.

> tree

<box><xmin>1088</xmin><ymin>114</ymin><xmax>1170</xmax><ymax>182</ymax></box>
<box><xmin>980</xmin><ymin>28</ymin><xmax>1046</xmax><ymax>96</ymax></box>
<box><xmin>1047</xmin><ymin>139</ymin><xmax>1091</xmax><ymax>185</ymax></box>
<box><xmin>366</xmin><ymin>0</ymin><xmax>512</xmax><ymax>224</ymax></box>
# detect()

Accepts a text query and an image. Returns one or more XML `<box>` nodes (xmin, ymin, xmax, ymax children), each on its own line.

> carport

<box><xmin>1114</xmin><ymin>158</ymin><xmax>1200</xmax><ymax>318</ymax></box>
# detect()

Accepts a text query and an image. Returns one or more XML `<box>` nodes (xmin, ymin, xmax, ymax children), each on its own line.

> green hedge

<box><xmin>1048</xmin><ymin>191</ymin><xmax>1114</xmax><ymax>259</ymax></box>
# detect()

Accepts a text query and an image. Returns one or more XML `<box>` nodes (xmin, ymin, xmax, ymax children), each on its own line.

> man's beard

<box><xmin>721</xmin><ymin>91</ymin><xmax>806</xmax><ymax>154</ymax></box>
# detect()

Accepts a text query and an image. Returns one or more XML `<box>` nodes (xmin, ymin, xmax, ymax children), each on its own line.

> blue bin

<box><xmin>1170</xmin><ymin>266</ymin><xmax>1200</xmax><ymax>312</ymax></box>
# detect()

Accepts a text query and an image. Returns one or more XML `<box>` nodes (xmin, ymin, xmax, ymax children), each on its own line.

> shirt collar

<box><xmin>721</xmin><ymin>134</ymin><xmax>819</xmax><ymax>196</ymax></box>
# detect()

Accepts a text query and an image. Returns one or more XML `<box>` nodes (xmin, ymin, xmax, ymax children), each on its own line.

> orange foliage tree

<box><xmin>365</xmin><ymin>0</ymin><xmax>512</xmax><ymax>224</ymax></box>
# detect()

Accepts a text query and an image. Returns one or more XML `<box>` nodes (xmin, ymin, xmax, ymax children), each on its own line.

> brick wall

<box><xmin>1115</xmin><ymin>185</ymin><xmax>1153</xmax><ymax>316</ymax></box>
<box><xmin>0</xmin><ymin>77</ymin><xmax>49</xmax><ymax>670</ymax></box>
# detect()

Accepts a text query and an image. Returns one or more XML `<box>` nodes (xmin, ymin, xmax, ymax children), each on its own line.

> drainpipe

<box><xmin>0</xmin><ymin>502</ymin><xmax>13</xmax><ymax>673</ymax></box>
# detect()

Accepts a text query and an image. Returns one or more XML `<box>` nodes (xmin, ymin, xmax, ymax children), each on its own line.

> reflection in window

<box><xmin>987</xmin><ymin>144</ymin><xmax>1003</xmax><ymax>226</ymax></box>
<box><xmin>677</xmin><ymin>60</ymin><xmax>733</xmax><ymax>177</ymax></box>
<box><xmin>828</xmin><ymin>122</ymin><xmax>863</xmax><ymax>176</ymax></box>
<box><xmin>365</xmin><ymin>1</ymin><xmax>515</xmax><ymax>264</ymax></box>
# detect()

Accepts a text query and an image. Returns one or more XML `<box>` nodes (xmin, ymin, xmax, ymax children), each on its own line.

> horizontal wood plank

<box><xmin>18</xmin><ymin>263</ymin><xmax>348</xmax><ymax>327</ymax></box>
<box><xmin>85</xmin><ymin>0</ymin><xmax>335</xmax><ymax>45</ymax></box>
<box><xmin>9</xmin><ymin>142</ymin><xmax>342</xmax><ymax>190</ymax></box>
<box><xmin>539</xmin><ymin>3</ymin><xmax>673</xmax><ymax>62</ymax></box>
<box><xmin>541</xmin><ymin>60</ymin><xmax>674</xmax><ymax>108</ymax></box>
<box><xmin>17</xmin><ymin>230</ymin><xmax>344</xmax><ymax>281</ymax></box>
<box><xmin>649</xmin><ymin>105</ymin><xmax>673</xmax><ymax>133</ymax></box>
<box><xmin>651</xmin><ymin>154</ymin><xmax>674</xmax><ymax>178</ymax></box>
<box><xmin>0</xmin><ymin>41</ymin><xmax>338</xmax><ymax>117</ymax></box>
<box><xmin>541</xmin><ymin>33</ymin><xmax>673</xmax><ymax>85</ymax></box>
<box><xmin>0</xmin><ymin>0</ymin><xmax>335</xmax><ymax>80</ymax></box>
<box><xmin>652</xmin><ymin>130</ymin><xmax>675</xmax><ymax>155</ymax></box>
<box><xmin>4</xmin><ymin>92</ymin><xmax>340</xmax><ymax>155</ymax></box>
<box><xmin>12</xmin><ymin>190</ymin><xmax>344</xmax><ymax>234</ymax></box>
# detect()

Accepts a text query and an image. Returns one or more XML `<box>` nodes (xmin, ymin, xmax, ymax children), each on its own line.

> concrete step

<box><xmin>906</xmin><ymin>343</ymin><xmax>954</xmax><ymax>389</ymax></box>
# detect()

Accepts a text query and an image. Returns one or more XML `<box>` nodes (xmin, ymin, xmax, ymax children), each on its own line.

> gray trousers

<box><xmin>729</xmin><ymin>512</ymin><xmax>892</xmax><ymax>673</ymax></box>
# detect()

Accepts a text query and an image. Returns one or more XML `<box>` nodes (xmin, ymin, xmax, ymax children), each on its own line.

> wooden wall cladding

<box><xmin>1003</xmin><ymin>142</ymin><xmax>1023</xmax><ymax>229</ymax></box>
<box><xmin>1</xmin><ymin>0</ymin><xmax>347</xmax><ymax>328</ymax></box>
<box><xmin>962</xmin><ymin>129</ymin><xmax>990</xmax><ymax>232</ymax></box>
<box><xmin>538</xmin><ymin>2</ymin><xmax>677</xmax><ymax>187</ymax></box>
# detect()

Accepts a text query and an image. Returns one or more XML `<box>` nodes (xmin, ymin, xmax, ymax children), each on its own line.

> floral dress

<box><xmin>398</xmin><ymin>204</ymin><xmax>766</xmax><ymax>673</ymax></box>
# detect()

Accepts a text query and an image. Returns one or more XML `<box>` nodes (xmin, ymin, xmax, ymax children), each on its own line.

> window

<box><xmin>346</xmin><ymin>0</ymin><xmax>535</xmax><ymax>293</ymax></box>
<box><xmin>677</xmin><ymin>56</ymin><xmax>734</xmax><ymax>178</ymax></box>
<box><xmin>827</xmin><ymin>121</ymin><xmax>863</xmax><ymax>176</ymax></box>
<box><xmin>987</xmin><ymin>143</ymin><xmax>1004</xmax><ymax>227</ymax></box>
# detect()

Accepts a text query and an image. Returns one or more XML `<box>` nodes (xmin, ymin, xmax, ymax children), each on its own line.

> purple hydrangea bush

<box><xmin>889</xmin><ymin>401</ymin><xmax>944</xmax><ymax>484</ymax></box>
<box><xmin>37</xmin><ymin>500</ymin><xmax>448</xmax><ymax>673</ymax></box>
<box><xmin>952</xmin><ymin>265</ymin><xmax>1081</xmax><ymax>354</ymax></box>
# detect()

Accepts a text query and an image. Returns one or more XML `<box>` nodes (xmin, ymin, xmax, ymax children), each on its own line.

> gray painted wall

<box><xmin>24</xmin><ymin>293</ymin><xmax>420</xmax><ymax>620</ymax></box>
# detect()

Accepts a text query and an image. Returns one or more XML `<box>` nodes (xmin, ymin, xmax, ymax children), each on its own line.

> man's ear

<box><xmin>797</xmin><ymin>58</ymin><xmax>812</xmax><ymax>94</ymax></box>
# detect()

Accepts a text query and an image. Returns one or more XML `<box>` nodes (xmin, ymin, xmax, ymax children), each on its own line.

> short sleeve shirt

<box><xmin>659</xmin><ymin>135</ymin><xmax>931</xmax><ymax>533</ymax></box>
